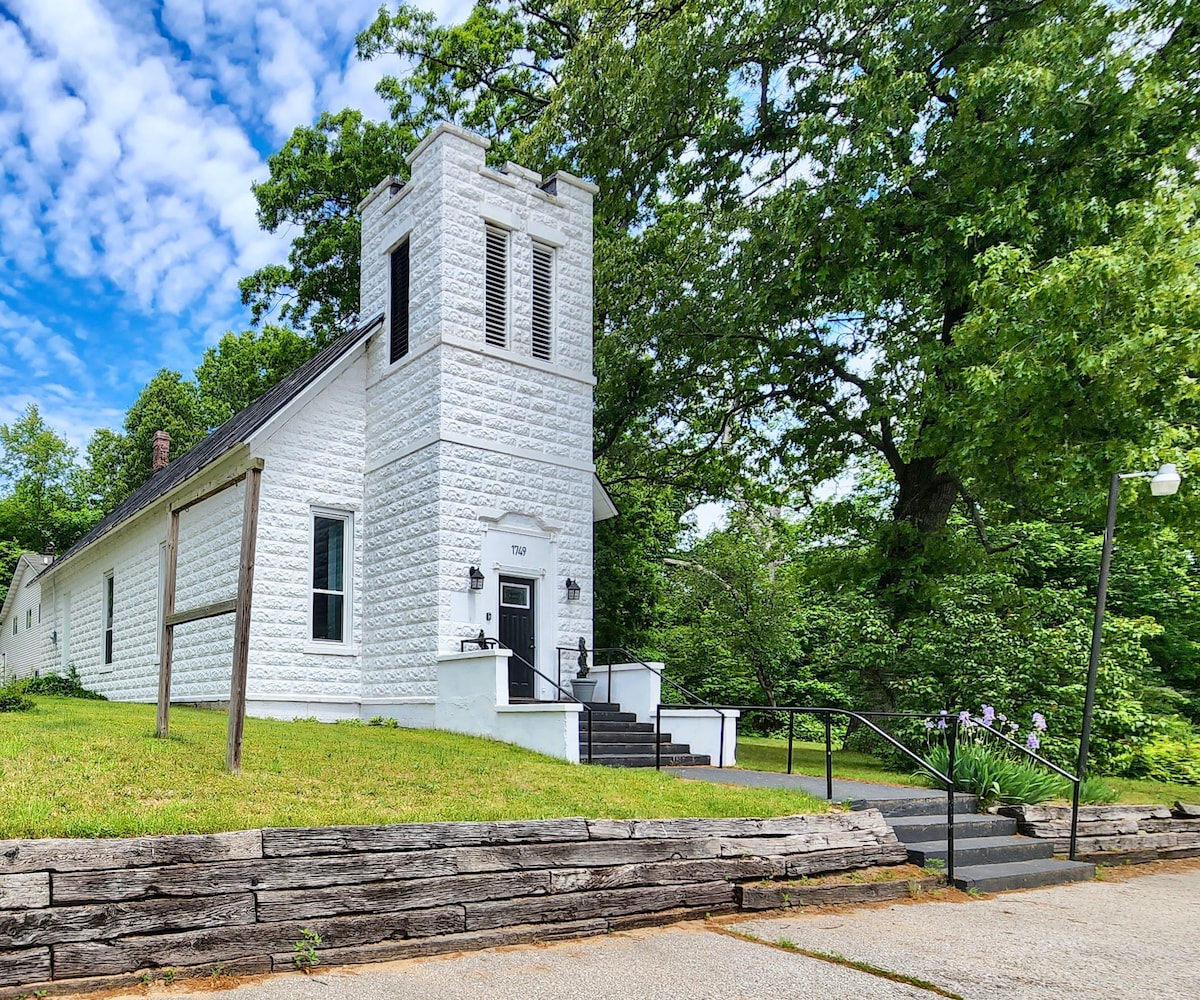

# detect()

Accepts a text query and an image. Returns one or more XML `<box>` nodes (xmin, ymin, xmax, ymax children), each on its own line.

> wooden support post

<box><xmin>226</xmin><ymin>465</ymin><xmax>262</xmax><ymax>773</ymax></box>
<box><xmin>156</xmin><ymin>509</ymin><xmax>180</xmax><ymax>738</ymax></box>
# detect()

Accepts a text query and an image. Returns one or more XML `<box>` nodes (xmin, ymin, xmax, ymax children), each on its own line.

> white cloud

<box><xmin>0</xmin><ymin>0</ymin><xmax>468</xmax><ymax>450</ymax></box>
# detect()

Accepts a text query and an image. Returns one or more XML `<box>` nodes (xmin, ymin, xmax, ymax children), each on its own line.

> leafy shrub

<box><xmin>1116</xmin><ymin>730</ymin><xmax>1200</xmax><ymax>785</ymax></box>
<box><xmin>17</xmin><ymin>665</ymin><xmax>106</xmax><ymax>701</ymax></box>
<box><xmin>0</xmin><ymin>688</ymin><xmax>34</xmax><ymax>713</ymax></box>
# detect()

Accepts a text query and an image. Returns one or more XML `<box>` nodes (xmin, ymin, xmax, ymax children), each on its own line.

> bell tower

<box><xmin>356</xmin><ymin>123</ymin><xmax>597</xmax><ymax>721</ymax></box>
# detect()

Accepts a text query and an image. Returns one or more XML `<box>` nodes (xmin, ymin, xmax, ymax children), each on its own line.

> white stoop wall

<box><xmin>358</xmin><ymin>123</ymin><xmax>597</xmax><ymax>717</ymax></box>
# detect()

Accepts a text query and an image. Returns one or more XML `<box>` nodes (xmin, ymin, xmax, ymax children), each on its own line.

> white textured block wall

<box><xmin>358</xmin><ymin>123</ymin><xmax>597</xmax><ymax>702</ymax></box>
<box><xmin>40</xmin><ymin>451</ymin><xmax>248</xmax><ymax>703</ymax></box>
<box><xmin>250</xmin><ymin>352</ymin><xmax>368</xmax><ymax>701</ymax></box>
<box><xmin>0</xmin><ymin>561</ymin><xmax>47</xmax><ymax>680</ymax></box>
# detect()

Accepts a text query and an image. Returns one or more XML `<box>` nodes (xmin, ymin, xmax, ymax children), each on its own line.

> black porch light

<box><xmin>469</xmin><ymin>566</ymin><xmax>485</xmax><ymax>591</ymax></box>
<box><xmin>565</xmin><ymin>577</ymin><xmax>581</xmax><ymax>601</ymax></box>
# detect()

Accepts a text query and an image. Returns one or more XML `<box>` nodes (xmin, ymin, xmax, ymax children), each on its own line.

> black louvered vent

<box><xmin>531</xmin><ymin>242</ymin><xmax>553</xmax><ymax>361</ymax></box>
<box><xmin>389</xmin><ymin>239</ymin><xmax>410</xmax><ymax>363</ymax></box>
<box><xmin>485</xmin><ymin>224</ymin><xmax>508</xmax><ymax>348</ymax></box>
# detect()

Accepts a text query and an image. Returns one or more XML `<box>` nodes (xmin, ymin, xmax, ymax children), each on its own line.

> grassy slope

<box><xmin>736</xmin><ymin>735</ymin><xmax>1200</xmax><ymax>807</ymax></box>
<box><xmin>0</xmin><ymin>698</ymin><xmax>826</xmax><ymax>839</ymax></box>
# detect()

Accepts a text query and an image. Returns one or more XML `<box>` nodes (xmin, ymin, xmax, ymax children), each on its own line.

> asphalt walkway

<box><xmin>666</xmin><ymin>764</ymin><xmax>951</xmax><ymax>804</ymax></box>
<box><xmin>64</xmin><ymin>866</ymin><xmax>1200</xmax><ymax>1000</ymax></box>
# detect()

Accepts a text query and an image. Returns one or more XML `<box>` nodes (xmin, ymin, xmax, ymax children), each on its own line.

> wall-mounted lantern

<box><xmin>565</xmin><ymin>577</ymin><xmax>581</xmax><ymax>601</ymax></box>
<box><xmin>469</xmin><ymin>566</ymin><xmax>485</xmax><ymax>591</ymax></box>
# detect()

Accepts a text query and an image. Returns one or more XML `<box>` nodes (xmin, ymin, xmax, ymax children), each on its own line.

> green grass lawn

<box><xmin>736</xmin><ymin>735</ymin><xmax>1200</xmax><ymax>807</ymax></box>
<box><xmin>0</xmin><ymin>698</ymin><xmax>827</xmax><ymax>839</ymax></box>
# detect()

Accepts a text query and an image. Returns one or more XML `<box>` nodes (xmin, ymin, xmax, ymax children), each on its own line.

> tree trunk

<box><xmin>893</xmin><ymin>456</ymin><xmax>959</xmax><ymax>535</ymax></box>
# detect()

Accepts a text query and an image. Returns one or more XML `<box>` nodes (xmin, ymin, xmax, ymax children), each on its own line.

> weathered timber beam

<box><xmin>165</xmin><ymin>598</ymin><xmax>238</xmax><ymax>628</ymax></box>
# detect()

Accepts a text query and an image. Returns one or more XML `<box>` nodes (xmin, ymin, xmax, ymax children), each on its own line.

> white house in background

<box><xmin>0</xmin><ymin>552</ymin><xmax>53</xmax><ymax>683</ymax></box>
<box><xmin>5</xmin><ymin>124</ymin><xmax>735</xmax><ymax>765</ymax></box>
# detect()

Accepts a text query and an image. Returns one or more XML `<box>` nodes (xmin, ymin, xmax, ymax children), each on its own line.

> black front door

<box><xmin>498</xmin><ymin>576</ymin><xmax>536</xmax><ymax>699</ymax></box>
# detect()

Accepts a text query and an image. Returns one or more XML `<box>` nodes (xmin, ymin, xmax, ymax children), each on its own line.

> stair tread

<box><xmin>859</xmin><ymin>795</ymin><xmax>978</xmax><ymax>816</ymax></box>
<box><xmin>904</xmin><ymin>835</ymin><xmax>1047</xmax><ymax>851</ymax></box>
<box><xmin>889</xmin><ymin>812</ymin><xmax>1010</xmax><ymax>825</ymax></box>
<box><xmin>951</xmin><ymin>859</ymin><xmax>1095</xmax><ymax>893</ymax></box>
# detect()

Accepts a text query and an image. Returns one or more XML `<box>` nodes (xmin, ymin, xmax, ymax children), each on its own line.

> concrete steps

<box><xmin>951</xmin><ymin>857</ymin><xmax>1097</xmax><ymax>893</ymax></box>
<box><xmin>580</xmin><ymin>704</ymin><xmax>711</xmax><ymax>768</ymax></box>
<box><xmin>874</xmin><ymin>793</ymin><xmax>1095</xmax><ymax>893</ymax></box>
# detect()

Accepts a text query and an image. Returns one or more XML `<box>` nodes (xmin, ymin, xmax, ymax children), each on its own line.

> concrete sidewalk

<box><xmin>69</xmin><ymin>867</ymin><xmax>1199</xmax><ymax>1000</ymax></box>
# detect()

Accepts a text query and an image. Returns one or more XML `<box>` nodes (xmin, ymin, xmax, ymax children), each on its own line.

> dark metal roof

<box><xmin>42</xmin><ymin>314</ymin><xmax>383</xmax><ymax>579</ymax></box>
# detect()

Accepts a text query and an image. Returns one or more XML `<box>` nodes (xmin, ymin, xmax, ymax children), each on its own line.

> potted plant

<box><xmin>570</xmin><ymin>637</ymin><xmax>597</xmax><ymax>703</ymax></box>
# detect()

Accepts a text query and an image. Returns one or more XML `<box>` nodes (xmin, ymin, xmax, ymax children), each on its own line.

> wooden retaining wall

<box><xmin>998</xmin><ymin>802</ymin><xmax>1200</xmax><ymax>860</ymax></box>
<box><xmin>0</xmin><ymin>811</ymin><xmax>906</xmax><ymax>995</ymax></box>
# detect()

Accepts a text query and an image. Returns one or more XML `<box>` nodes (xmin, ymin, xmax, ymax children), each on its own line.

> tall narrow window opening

<box><xmin>389</xmin><ymin>238</ymin><xmax>410</xmax><ymax>363</ymax></box>
<box><xmin>103</xmin><ymin>573</ymin><xmax>114</xmax><ymax>664</ymax></box>
<box><xmin>312</xmin><ymin>513</ymin><xmax>350</xmax><ymax>643</ymax></box>
<box><xmin>531</xmin><ymin>242</ymin><xmax>554</xmax><ymax>361</ymax></box>
<box><xmin>485</xmin><ymin>224</ymin><xmax>509</xmax><ymax>348</ymax></box>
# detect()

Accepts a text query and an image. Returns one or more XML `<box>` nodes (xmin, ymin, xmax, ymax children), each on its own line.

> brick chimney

<box><xmin>151</xmin><ymin>430</ymin><xmax>171</xmax><ymax>473</ymax></box>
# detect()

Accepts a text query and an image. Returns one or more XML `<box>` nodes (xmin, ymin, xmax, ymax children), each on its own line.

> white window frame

<box><xmin>309</xmin><ymin>508</ymin><xmax>353</xmax><ymax>647</ymax></box>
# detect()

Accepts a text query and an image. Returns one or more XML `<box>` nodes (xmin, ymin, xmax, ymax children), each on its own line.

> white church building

<box><xmin>0</xmin><ymin>124</ymin><xmax>734</xmax><ymax>766</ymax></box>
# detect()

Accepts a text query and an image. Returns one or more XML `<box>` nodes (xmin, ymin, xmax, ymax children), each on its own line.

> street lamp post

<box><xmin>1076</xmin><ymin>464</ymin><xmax>1182</xmax><ymax>790</ymax></box>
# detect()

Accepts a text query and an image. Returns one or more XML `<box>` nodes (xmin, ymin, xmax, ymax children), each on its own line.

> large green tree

<box><xmin>238</xmin><ymin>111</ymin><xmax>415</xmax><ymax>344</ymax></box>
<box><xmin>0</xmin><ymin>405</ymin><xmax>82</xmax><ymax>551</ymax></box>
<box><xmin>538</xmin><ymin>0</ymin><xmax>1199</xmax><ymax>541</ymax></box>
<box><xmin>234</xmin><ymin>1</ymin><xmax>1200</xmax><ymax>735</ymax></box>
<box><xmin>195</xmin><ymin>325</ymin><xmax>316</xmax><ymax>428</ymax></box>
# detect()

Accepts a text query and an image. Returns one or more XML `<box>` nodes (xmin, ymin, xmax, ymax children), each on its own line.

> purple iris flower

<box><xmin>1026</xmin><ymin>731</ymin><xmax>1040</xmax><ymax>751</ymax></box>
<box><xmin>981</xmin><ymin>704</ymin><xmax>996</xmax><ymax>726</ymax></box>
<box><xmin>1032</xmin><ymin>712</ymin><xmax>1047</xmax><ymax>732</ymax></box>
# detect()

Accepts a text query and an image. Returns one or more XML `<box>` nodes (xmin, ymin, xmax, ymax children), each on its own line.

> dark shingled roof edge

<box><xmin>40</xmin><ymin>313</ymin><xmax>384</xmax><ymax>580</ymax></box>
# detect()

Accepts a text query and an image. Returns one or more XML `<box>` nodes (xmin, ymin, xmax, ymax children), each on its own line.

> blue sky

<box><xmin>0</xmin><ymin>0</ymin><xmax>464</xmax><ymax>451</ymax></box>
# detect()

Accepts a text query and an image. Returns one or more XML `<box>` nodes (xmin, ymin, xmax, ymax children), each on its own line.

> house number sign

<box><xmin>511</xmin><ymin>545</ymin><xmax>527</xmax><ymax>556</ymax></box>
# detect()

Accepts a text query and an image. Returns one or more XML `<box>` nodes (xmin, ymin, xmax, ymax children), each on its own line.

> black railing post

<box><xmin>718</xmin><ymin>713</ymin><xmax>726</xmax><ymax>768</ymax></box>
<box><xmin>1070</xmin><ymin>776</ymin><xmax>1081</xmax><ymax>860</ymax></box>
<box><xmin>586</xmin><ymin>706</ymin><xmax>593</xmax><ymax>763</ymax></box>
<box><xmin>947</xmin><ymin>717</ymin><xmax>958</xmax><ymax>883</ymax></box>
<box><xmin>655</xmin><ymin>704</ymin><xmax>662</xmax><ymax>770</ymax></box>
<box><xmin>824</xmin><ymin>712</ymin><xmax>833</xmax><ymax>801</ymax></box>
<box><xmin>786</xmin><ymin>712</ymin><xmax>795</xmax><ymax>775</ymax></box>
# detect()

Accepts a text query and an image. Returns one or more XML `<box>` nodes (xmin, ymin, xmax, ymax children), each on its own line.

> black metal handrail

<box><xmin>962</xmin><ymin>716</ymin><xmax>1082</xmax><ymax>859</ymax></box>
<box><xmin>584</xmin><ymin>646</ymin><xmax>733</xmax><ymax>767</ymax></box>
<box><xmin>655</xmin><ymin>703</ymin><xmax>959</xmax><ymax>879</ymax></box>
<box><xmin>459</xmin><ymin>636</ymin><xmax>593</xmax><ymax>762</ymax></box>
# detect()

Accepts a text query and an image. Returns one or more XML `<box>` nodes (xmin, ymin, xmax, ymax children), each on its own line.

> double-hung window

<box><xmin>312</xmin><ymin>512</ymin><xmax>350</xmax><ymax>643</ymax></box>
